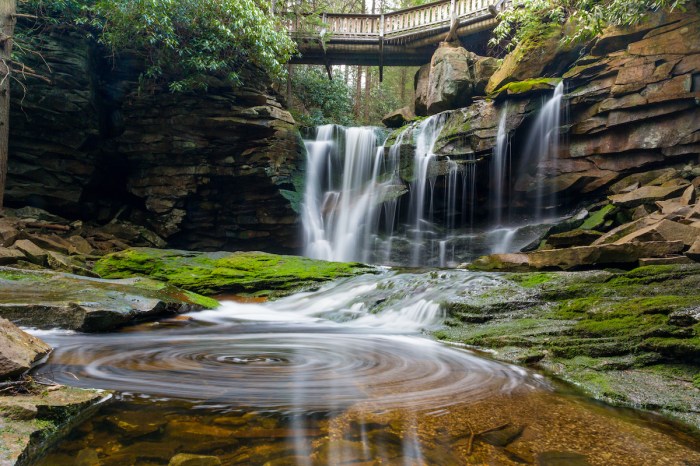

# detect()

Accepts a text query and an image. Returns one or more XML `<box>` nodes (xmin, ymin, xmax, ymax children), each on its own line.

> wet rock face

<box><xmin>7</xmin><ymin>22</ymin><xmax>304</xmax><ymax>253</ymax></box>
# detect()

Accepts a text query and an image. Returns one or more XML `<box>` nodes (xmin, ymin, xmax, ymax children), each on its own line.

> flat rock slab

<box><xmin>470</xmin><ymin>241</ymin><xmax>685</xmax><ymax>271</ymax></box>
<box><xmin>608</xmin><ymin>183</ymin><xmax>690</xmax><ymax>207</ymax></box>
<box><xmin>92</xmin><ymin>248</ymin><xmax>376</xmax><ymax>296</ymax></box>
<box><xmin>0</xmin><ymin>387</ymin><xmax>108</xmax><ymax>466</ymax></box>
<box><xmin>0</xmin><ymin>267</ymin><xmax>218</xmax><ymax>332</ymax></box>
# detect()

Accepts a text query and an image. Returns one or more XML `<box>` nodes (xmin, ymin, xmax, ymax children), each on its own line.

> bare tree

<box><xmin>0</xmin><ymin>0</ymin><xmax>15</xmax><ymax>210</ymax></box>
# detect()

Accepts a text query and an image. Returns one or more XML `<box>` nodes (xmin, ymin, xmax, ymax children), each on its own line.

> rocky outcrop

<box><xmin>413</xmin><ymin>43</ymin><xmax>499</xmax><ymax>117</ymax></box>
<box><xmin>556</xmin><ymin>11</ymin><xmax>700</xmax><ymax>196</ymax></box>
<box><xmin>0</xmin><ymin>318</ymin><xmax>50</xmax><ymax>379</ymax></box>
<box><xmin>472</xmin><ymin>167</ymin><xmax>700</xmax><ymax>271</ymax></box>
<box><xmin>93</xmin><ymin>248</ymin><xmax>376</xmax><ymax>297</ymax></box>
<box><xmin>8</xmin><ymin>20</ymin><xmax>304</xmax><ymax>253</ymax></box>
<box><xmin>485</xmin><ymin>22</ymin><xmax>583</xmax><ymax>94</ymax></box>
<box><xmin>0</xmin><ymin>267</ymin><xmax>218</xmax><ymax>331</ymax></box>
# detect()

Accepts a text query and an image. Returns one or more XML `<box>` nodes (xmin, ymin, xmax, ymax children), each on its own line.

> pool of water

<box><xmin>33</xmin><ymin>272</ymin><xmax>700</xmax><ymax>465</ymax></box>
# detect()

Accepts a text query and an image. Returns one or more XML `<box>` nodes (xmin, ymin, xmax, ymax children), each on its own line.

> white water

<box><xmin>491</xmin><ymin>106</ymin><xmax>509</xmax><ymax>227</ymax></box>
<box><xmin>523</xmin><ymin>82</ymin><xmax>564</xmax><ymax>220</ymax></box>
<box><xmin>408</xmin><ymin>114</ymin><xmax>449</xmax><ymax>265</ymax></box>
<box><xmin>303</xmin><ymin>126</ymin><xmax>394</xmax><ymax>263</ymax></box>
<box><xmin>301</xmin><ymin>87</ymin><xmax>567</xmax><ymax>266</ymax></box>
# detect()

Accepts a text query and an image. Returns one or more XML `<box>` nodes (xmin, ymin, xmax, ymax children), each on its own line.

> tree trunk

<box><xmin>0</xmin><ymin>0</ymin><xmax>15</xmax><ymax>210</ymax></box>
<box><xmin>354</xmin><ymin>65</ymin><xmax>362</xmax><ymax>120</ymax></box>
<box><xmin>400</xmin><ymin>68</ymin><xmax>407</xmax><ymax>105</ymax></box>
<box><xmin>363</xmin><ymin>67</ymin><xmax>371</xmax><ymax>123</ymax></box>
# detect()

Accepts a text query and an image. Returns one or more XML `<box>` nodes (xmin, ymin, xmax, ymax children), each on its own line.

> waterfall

<box><xmin>408</xmin><ymin>114</ymin><xmax>448</xmax><ymax>266</ymax></box>
<box><xmin>302</xmin><ymin>125</ymin><xmax>399</xmax><ymax>263</ymax></box>
<box><xmin>523</xmin><ymin>82</ymin><xmax>564</xmax><ymax>221</ymax></box>
<box><xmin>491</xmin><ymin>106</ymin><xmax>509</xmax><ymax>227</ymax></box>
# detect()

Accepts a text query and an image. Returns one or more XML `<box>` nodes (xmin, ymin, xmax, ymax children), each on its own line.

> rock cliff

<box><xmin>385</xmin><ymin>9</ymin><xmax>699</xmax><ymax>221</ymax></box>
<box><xmin>7</xmin><ymin>22</ymin><xmax>305</xmax><ymax>252</ymax></box>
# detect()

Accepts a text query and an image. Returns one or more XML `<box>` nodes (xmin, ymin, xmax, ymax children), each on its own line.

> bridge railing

<box><xmin>288</xmin><ymin>0</ymin><xmax>504</xmax><ymax>41</ymax></box>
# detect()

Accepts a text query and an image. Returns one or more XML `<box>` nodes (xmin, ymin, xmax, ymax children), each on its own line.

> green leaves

<box><xmin>21</xmin><ymin>0</ymin><xmax>296</xmax><ymax>92</ymax></box>
<box><xmin>490</xmin><ymin>0</ymin><xmax>690</xmax><ymax>51</ymax></box>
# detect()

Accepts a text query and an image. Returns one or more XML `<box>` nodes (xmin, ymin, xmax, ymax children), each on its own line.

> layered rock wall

<box><xmin>7</xmin><ymin>23</ymin><xmax>304</xmax><ymax>252</ymax></box>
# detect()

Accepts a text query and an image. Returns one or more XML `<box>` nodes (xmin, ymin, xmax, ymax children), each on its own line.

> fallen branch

<box><xmin>25</xmin><ymin>222</ymin><xmax>71</xmax><ymax>232</ymax></box>
<box><xmin>12</xmin><ymin>13</ymin><xmax>39</xmax><ymax>19</ymax></box>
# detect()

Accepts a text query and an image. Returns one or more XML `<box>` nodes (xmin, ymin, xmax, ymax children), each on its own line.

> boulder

<box><xmin>0</xmin><ymin>219</ymin><xmax>19</xmax><ymax>247</ymax></box>
<box><xmin>0</xmin><ymin>267</ymin><xmax>218</xmax><ymax>331</ymax></box>
<box><xmin>470</xmin><ymin>241</ymin><xmax>685</xmax><ymax>271</ymax></box>
<box><xmin>0</xmin><ymin>248</ymin><xmax>25</xmax><ymax>266</ymax></box>
<box><xmin>609</xmin><ymin>168</ymin><xmax>679</xmax><ymax>194</ymax></box>
<box><xmin>426</xmin><ymin>43</ymin><xmax>476</xmax><ymax>114</ymax></box>
<box><xmin>381</xmin><ymin>106</ymin><xmax>417</xmax><ymax>128</ymax></box>
<box><xmin>12</xmin><ymin>240</ymin><xmax>48</xmax><ymax>266</ymax></box>
<box><xmin>414</xmin><ymin>63</ymin><xmax>431</xmax><ymax>116</ymax></box>
<box><xmin>687</xmin><ymin>237</ymin><xmax>700</xmax><ymax>261</ymax></box>
<box><xmin>0</xmin><ymin>318</ymin><xmax>51</xmax><ymax>379</ymax></box>
<box><xmin>546</xmin><ymin>229</ymin><xmax>604</xmax><ymax>248</ymax></box>
<box><xmin>608</xmin><ymin>183</ymin><xmax>690</xmax><ymax>207</ymax></box>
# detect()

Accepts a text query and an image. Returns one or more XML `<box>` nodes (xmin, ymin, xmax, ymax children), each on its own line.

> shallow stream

<box><xmin>34</xmin><ymin>271</ymin><xmax>700</xmax><ymax>465</ymax></box>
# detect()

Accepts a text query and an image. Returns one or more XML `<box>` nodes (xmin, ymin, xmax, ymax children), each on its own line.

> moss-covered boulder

<box><xmin>485</xmin><ymin>21</ymin><xmax>583</xmax><ymax>95</ymax></box>
<box><xmin>490</xmin><ymin>77</ymin><xmax>562</xmax><ymax>99</ymax></box>
<box><xmin>0</xmin><ymin>267</ymin><xmax>218</xmax><ymax>332</ymax></box>
<box><xmin>435</xmin><ymin>264</ymin><xmax>700</xmax><ymax>428</ymax></box>
<box><xmin>93</xmin><ymin>248</ymin><xmax>375</xmax><ymax>297</ymax></box>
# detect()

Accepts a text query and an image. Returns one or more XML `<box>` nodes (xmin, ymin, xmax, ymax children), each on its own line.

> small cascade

<box><xmin>523</xmin><ymin>82</ymin><xmax>565</xmax><ymax>221</ymax></box>
<box><xmin>408</xmin><ymin>114</ymin><xmax>449</xmax><ymax>266</ymax></box>
<box><xmin>302</xmin><ymin>126</ymin><xmax>392</xmax><ymax>263</ymax></box>
<box><xmin>491</xmin><ymin>106</ymin><xmax>509</xmax><ymax>227</ymax></box>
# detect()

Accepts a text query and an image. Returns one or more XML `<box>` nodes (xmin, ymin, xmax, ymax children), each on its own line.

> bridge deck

<box><xmin>288</xmin><ymin>0</ymin><xmax>507</xmax><ymax>70</ymax></box>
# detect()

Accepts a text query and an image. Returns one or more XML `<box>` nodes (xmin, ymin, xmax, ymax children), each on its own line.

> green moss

<box><xmin>492</xmin><ymin>77</ymin><xmax>562</xmax><ymax>97</ymax></box>
<box><xmin>508</xmin><ymin>272</ymin><xmax>556</xmax><ymax>288</ymax></box>
<box><xmin>580</xmin><ymin>204</ymin><xmax>617</xmax><ymax>230</ymax></box>
<box><xmin>93</xmin><ymin>248</ymin><xmax>375</xmax><ymax>296</ymax></box>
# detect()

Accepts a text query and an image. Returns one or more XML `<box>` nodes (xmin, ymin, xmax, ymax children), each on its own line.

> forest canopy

<box><xmin>20</xmin><ymin>0</ymin><xmax>296</xmax><ymax>92</ymax></box>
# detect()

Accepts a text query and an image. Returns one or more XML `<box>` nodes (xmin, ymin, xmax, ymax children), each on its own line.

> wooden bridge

<box><xmin>288</xmin><ymin>0</ymin><xmax>508</xmax><ymax>77</ymax></box>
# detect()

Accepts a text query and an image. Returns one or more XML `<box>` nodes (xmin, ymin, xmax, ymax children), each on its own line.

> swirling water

<box><xmin>34</xmin><ymin>271</ymin><xmax>700</xmax><ymax>465</ymax></box>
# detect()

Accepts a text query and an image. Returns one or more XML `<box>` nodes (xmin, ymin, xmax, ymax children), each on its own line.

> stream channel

<box><xmin>32</xmin><ymin>270</ymin><xmax>700</xmax><ymax>465</ymax></box>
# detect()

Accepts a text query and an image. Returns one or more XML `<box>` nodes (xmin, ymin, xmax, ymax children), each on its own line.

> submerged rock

<box><xmin>93</xmin><ymin>248</ymin><xmax>376</xmax><ymax>297</ymax></box>
<box><xmin>0</xmin><ymin>267</ymin><xmax>218</xmax><ymax>331</ymax></box>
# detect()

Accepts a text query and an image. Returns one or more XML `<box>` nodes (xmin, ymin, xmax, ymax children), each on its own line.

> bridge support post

<box><xmin>379</xmin><ymin>13</ymin><xmax>385</xmax><ymax>82</ymax></box>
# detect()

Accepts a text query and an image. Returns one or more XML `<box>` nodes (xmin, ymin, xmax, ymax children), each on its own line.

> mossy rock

<box><xmin>436</xmin><ymin>264</ymin><xmax>700</xmax><ymax>428</ymax></box>
<box><xmin>490</xmin><ymin>77</ymin><xmax>562</xmax><ymax>99</ymax></box>
<box><xmin>0</xmin><ymin>266</ymin><xmax>218</xmax><ymax>331</ymax></box>
<box><xmin>93</xmin><ymin>248</ymin><xmax>376</xmax><ymax>297</ymax></box>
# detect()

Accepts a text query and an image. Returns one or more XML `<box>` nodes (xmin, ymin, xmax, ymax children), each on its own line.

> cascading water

<box><xmin>301</xmin><ymin>86</ymin><xmax>568</xmax><ymax>266</ymax></box>
<box><xmin>491</xmin><ymin>105</ymin><xmax>509</xmax><ymax>228</ymax></box>
<box><xmin>302</xmin><ymin>126</ymin><xmax>394</xmax><ymax>263</ymax></box>
<box><xmin>522</xmin><ymin>82</ymin><xmax>565</xmax><ymax>221</ymax></box>
<box><xmin>408</xmin><ymin>114</ymin><xmax>449</xmax><ymax>266</ymax></box>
